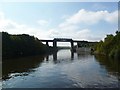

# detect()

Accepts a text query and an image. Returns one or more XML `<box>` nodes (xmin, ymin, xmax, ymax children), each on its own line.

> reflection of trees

<box><xmin>95</xmin><ymin>55</ymin><xmax>120</xmax><ymax>77</ymax></box>
<box><xmin>2</xmin><ymin>55</ymin><xmax>44</xmax><ymax>80</ymax></box>
<box><xmin>77</xmin><ymin>53</ymin><xmax>92</xmax><ymax>60</ymax></box>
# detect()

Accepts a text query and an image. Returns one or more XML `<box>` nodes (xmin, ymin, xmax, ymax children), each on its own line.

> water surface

<box><xmin>2</xmin><ymin>49</ymin><xmax>120</xmax><ymax>88</ymax></box>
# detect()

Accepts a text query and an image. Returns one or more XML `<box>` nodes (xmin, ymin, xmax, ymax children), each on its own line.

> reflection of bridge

<box><xmin>45</xmin><ymin>51</ymin><xmax>74</xmax><ymax>62</ymax></box>
<box><xmin>41</xmin><ymin>38</ymin><xmax>95</xmax><ymax>51</ymax></box>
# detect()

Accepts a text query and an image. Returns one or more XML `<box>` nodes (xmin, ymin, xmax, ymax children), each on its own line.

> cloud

<box><xmin>0</xmin><ymin>11</ymin><xmax>51</xmax><ymax>39</ymax></box>
<box><xmin>1</xmin><ymin>10</ymin><xmax>95</xmax><ymax>41</ymax></box>
<box><xmin>0</xmin><ymin>10</ymin><xmax>106</xmax><ymax>42</ymax></box>
<box><xmin>47</xmin><ymin>28</ymin><xmax>101</xmax><ymax>41</ymax></box>
<box><xmin>37</xmin><ymin>20</ymin><xmax>49</xmax><ymax>26</ymax></box>
<box><xmin>56</xmin><ymin>9</ymin><xmax>118</xmax><ymax>42</ymax></box>
<box><xmin>0</xmin><ymin>12</ymin><xmax>4</xmax><ymax>19</ymax></box>
<box><xmin>60</xmin><ymin>9</ymin><xmax>118</xmax><ymax>28</ymax></box>
<box><xmin>0</xmin><ymin>9</ymin><xmax>118</xmax><ymax>45</ymax></box>
<box><xmin>105</xmin><ymin>11</ymin><xmax>118</xmax><ymax>23</ymax></box>
<box><xmin>0</xmin><ymin>11</ymin><xmax>26</xmax><ymax>31</ymax></box>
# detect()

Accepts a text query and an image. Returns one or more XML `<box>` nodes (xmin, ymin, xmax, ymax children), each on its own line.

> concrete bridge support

<box><xmin>46</xmin><ymin>41</ymin><xmax>49</xmax><ymax>46</ymax></box>
<box><xmin>53</xmin><ymin>40</ymin><xmax>57</xmax><ymax>49</ymax></box>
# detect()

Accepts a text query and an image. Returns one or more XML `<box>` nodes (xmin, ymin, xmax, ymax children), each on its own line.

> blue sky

<box><xmin>0</xmin><ymin>2</ymin><xmax>118</xmax><ymax>46</ymax></box>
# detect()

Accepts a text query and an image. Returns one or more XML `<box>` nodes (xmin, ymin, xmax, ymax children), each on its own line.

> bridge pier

<box><xmin>53</xmin><ymin>40</ymin><xmax>57</xmax><ymax>49</ymax></box>
<box><xmin>46</xmin><ymin>41</ymin><xmax>49</xmax><ymax>46</ymax></box>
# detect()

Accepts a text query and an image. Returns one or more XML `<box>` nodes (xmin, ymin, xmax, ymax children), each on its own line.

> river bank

<box><xmin>93</xmin><ymin>31</ymin><xmax>120</xmax><ymax>60</ymax></box>
<box><xmin>2</xmin><ymin>32</ymin><xmax>57</xmax><ymax>59</ymax></box>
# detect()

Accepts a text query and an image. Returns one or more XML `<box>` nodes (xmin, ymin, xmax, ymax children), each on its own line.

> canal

<box><xmin>2</xmin><ymin>49</ymin><xmax>120</xmax><ymax>88</ymax></box>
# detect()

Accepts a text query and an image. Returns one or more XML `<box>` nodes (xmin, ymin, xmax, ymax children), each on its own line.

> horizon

<box><xmin>0</xmin><ymin>2</ymin><xmax>118</xmax><ymax>46</ymax></box>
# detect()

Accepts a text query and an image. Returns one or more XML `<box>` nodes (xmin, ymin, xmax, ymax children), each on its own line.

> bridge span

<box><xmin>40</xmin><ymin>38</ymin><xmax>95</xmax><ymax>51</ymax></box>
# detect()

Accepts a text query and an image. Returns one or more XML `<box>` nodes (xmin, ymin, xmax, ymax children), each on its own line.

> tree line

<box><xmin>94</xmin><ymin>31</ymin><xmax>120</xmax><ymax>59</ymax></box>
<box><xmin>2</xmin><ymin>31</ymin><xmax>120</xmax><ymax>59</ymax></box>
<box><xmin>2</xmin><ymin>32</ymin><xmax>54</xmax><ymax>59</ymax></box>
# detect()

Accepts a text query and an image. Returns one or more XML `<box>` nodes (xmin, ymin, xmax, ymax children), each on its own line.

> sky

<box><xmin>0</xmin><ymin>2</ymin><xmax>118</xmax><ymax>46</ymax></box>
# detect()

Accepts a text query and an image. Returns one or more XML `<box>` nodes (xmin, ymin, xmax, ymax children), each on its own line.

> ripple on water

<box><xmin>2</xmin><ymin>50</ymin><xmax>120</xmax><ymax>88</ymax></box>
<box><xmin>0</xmin><ymin>81</ymin><xmax>2</xmax><ymax>89</ymax></box>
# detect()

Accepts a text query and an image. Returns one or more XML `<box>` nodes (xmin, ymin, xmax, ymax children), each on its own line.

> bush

<box><xmin>2</xmin><ymin>32</ymin><xmax>51</xmax><ymax>58</ymax></box>
<box><xmin>95</xmin><ymin>30</ymin><xmax>120</xmax><ymax>60</ymax></box>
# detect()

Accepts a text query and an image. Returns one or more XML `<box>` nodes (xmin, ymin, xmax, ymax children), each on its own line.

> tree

<box><xmin>2</xmin><ymin>32</ymin><xmax>52</xmax><ymax>59</ymax></box>
<box><xmin>95</xmin><ymin>31</ymin><xmax>120</xmax><ymax>59</ymax></box>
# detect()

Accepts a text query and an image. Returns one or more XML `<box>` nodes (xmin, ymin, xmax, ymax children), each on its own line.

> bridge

<box><xmin>41</xmin><ymin>38</ymin><xmax>96</xmax><ymax>51</ymax></box>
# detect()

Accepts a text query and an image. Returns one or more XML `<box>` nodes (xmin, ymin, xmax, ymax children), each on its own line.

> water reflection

<box><xmin>3</xmin><ymin>50</ymin><xmax>120</xmax><ymax>80</ymax></box>
<box><xmin>53</xmin><ymin>51</ymin><xmax>57</xmax><ymax>61</ymax></box>
<box><xmin>95</xmin><ymin>55</ymin><xmax>120</xmax><ymax>79</ymax></box>
<box><xmin>45</xmin><ymin>50</ymin><xmax>74</xmax><ymax>62</ymax></box>
<box><xmin>2</xmin><ymin>50</ymin><xmax>120</xmax><ymax>88</ymax></box>
<box><xmin>3</xmin><ymin>50</ymin><xmax>75</xmax><ymax>80</ymax></box>
<box><xmin>53</xmin><ymin>50</ymin><xmax>74</xmax><ymax>61</ymax></box>
<box><xmin>77</xmin><ymin>53</ymin><xmax>91</xmax><ymax>59</ymax></box>
<box><xmin>2</xmin><ymin>55</ymin><xmax>45</xmax><ymax>80</ymax></box>
<box><xmin>71</xmin><ymin>51</ymin><xmax>74</xmax><ymax>60</ymax></box>
<box><xmin>46</xmin><ymin>56</ymin><xmax>49</xmax><ymax>61</ymax></box>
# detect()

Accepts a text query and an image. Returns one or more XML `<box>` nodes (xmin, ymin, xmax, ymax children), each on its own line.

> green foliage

<box><xmin>95</xmin><ymin>31</ymin><xmax>120</xmax><ymax>59</ymax></box>
<box><xmin>2</xmin><ymin>32</ymin><xmax>51</xmax><ymax>58</ymax></box>
<box><xmin>96</xmin><ymin>40</ymin><xmax>104</xmax><ymax>54</ymax></box>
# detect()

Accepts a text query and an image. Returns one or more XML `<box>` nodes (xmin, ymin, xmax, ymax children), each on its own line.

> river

<box><xmin>2</xmin><ymin>49</ymin><xmax>120</xmax><ymax>88</ymax></box>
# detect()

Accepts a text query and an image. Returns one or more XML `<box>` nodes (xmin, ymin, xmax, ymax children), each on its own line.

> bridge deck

<box><xmin>41</xmin><ymin>39</ymin><xmax>89</xmax><ymax>43</ymax></box>
<box><xmin>40</xmin><ymin>40</ymin><xmax>53</xmax><ymax>42</ymax></box>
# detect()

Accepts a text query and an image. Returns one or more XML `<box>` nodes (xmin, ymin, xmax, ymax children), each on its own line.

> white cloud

<box><xmin>47</xmin><ymin>28</ymin><xmax>101</xmax><ymax>41</ymax></box>
<box><xmin>0</xmin><ymin>9</ymin><xmax>117</xmax><ymax>46</ymax></box>
<box><xmin>37</xmin><ymin>20</ymin><xmax>49</xmax><ymax>26</ymax></box>
<box><xmin>56</xmin><ymin>9</ymin><xmax>118</xmax><ymax>42</ymax></box>
<box><xmin>61</xmin><ymin>15</ymin><xmax>70</xmax><ymax>19</ymax></box>
<box><xmin>0</xmin><ymin>11</ymin><xmax>26</xmax><ymax>31</ymax></box>
<box><xmin>0</xmin><ymin>11</ymin><xmax>51</xmax><ymax>39</ymax></box>
<box><xmin>0</xmin><ymin>12</ymin><xmax>4</xmax><ymax>19</ymax></box>
<box><xmin>105</xmin><ymin>11</ymin><xmax>118</xmax><ymax>23</ymax></box>
<box><xmin>60</xmin><ymin>9</ymin><xmax>118</xmax><ymax>28</ymax></box>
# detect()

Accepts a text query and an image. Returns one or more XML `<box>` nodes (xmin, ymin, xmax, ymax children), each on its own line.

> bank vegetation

<box><xmin>2</xmin><ymin>32</ymin><xmax>54</xmax><ymax>59</ymax></box>
<box><xmin>94</xmin><ymin>31</ymin><xmax>120</xmax><ymax>60</ymax></box>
